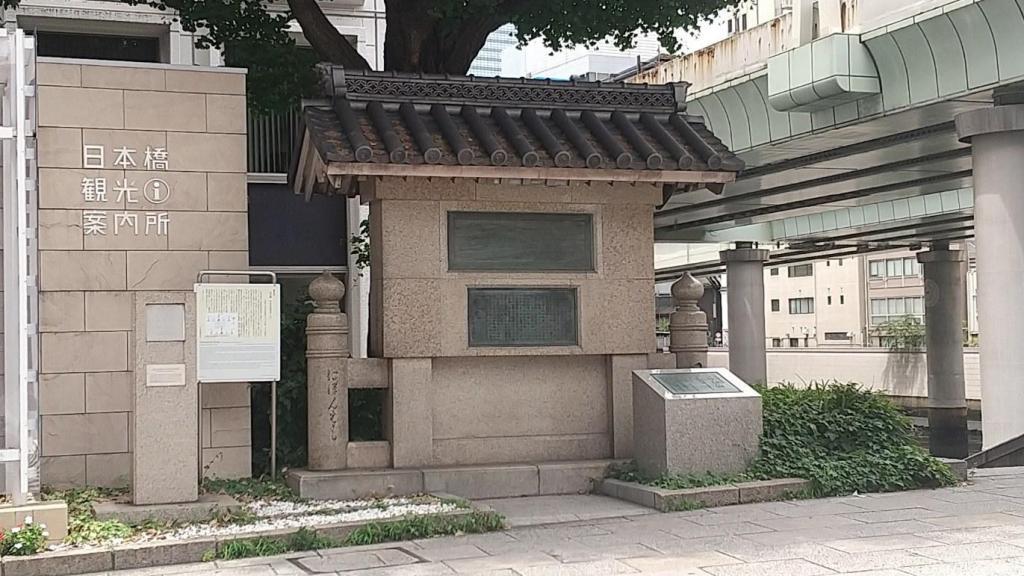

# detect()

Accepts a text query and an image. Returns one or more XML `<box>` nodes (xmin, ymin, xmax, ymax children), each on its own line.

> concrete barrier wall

<box><xmin>707</xmin><ymin>348</ymin><xmax>982</xmax><ymax>401</ymax></box>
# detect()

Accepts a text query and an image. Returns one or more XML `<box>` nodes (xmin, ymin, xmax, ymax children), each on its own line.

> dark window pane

<box><xmin>35</xmin><ymin>31</ymin><xmax>160</xmax><ymax>63</ymax></box>
<box><xmin>448</xmin><ymin>212</ymin><xmax>594</xmax><ymax>271</ymax></box>
<box><xmin>248</xmin><ymin>183</ymin><xmax>347</xmax><ymax>267</ymax></box>
<box><xmin>468</xmin><ymin>288</ymin><xmax>578</xmax><ymax>347</ymax></box>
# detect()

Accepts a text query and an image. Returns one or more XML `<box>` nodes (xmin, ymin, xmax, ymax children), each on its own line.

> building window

<box><xmin>468</xmin><ymin>288</ymin><xmax>578</xmax><ymax>347</ymax></box>
<box><xmin>811</xmin><ymin>1</ymin><xmax>821</xmax><ymax>39</ymax></box>
<box><xmin>248</xmin><ymin>184</ymin><xmax>347</xmax><ymax>269</ymax></box>
<box><xmin>770</xmin><ymin>268</ymin><xmax>779</xmax><ymax>276</ymax></box>
<box><xmin>788</xmin><ymin>264</ymin><xmax>813</xmax><ymax>278</ymax></box>
<box><xmin>789</xmin><ymin>297</ymin><xmax>814</xmax><ymax>314</ymax></box>
<box><xmin>870</xmin><ymin>296</ymin><xmax>925</xmax><ymax>325</ymax></box>
<box><xmin>840</xmin><ymin>294</ymin><xmax>845</xmax><ymax>305</ymax></box>
<box><xmin>869</xmin><ymin>257</ymin><xmax>921</xmax><ymax>279</ymax></box>
<box><xmin>826</xmin><ymin>261</ymin><xmax>831</xmax><ymax>267</ymax></box>
<box><xmin>825</xmin><ymin>332</ymin><xmax>850</xmax><ymax>341</ymax></box>
<box><xmin>34</xmin><ymin>31</ymin><xmax>161</xmax><ymax>63</ymax></box>
<box><xmin>771</xmin><ymin>299</ymin><xmax>780</xmax><ymax>312</ymax></box>
<box><xmin>839</xmin><ymin>259</ymin><xmax>844</xmax><ymax>266</ymax></box>
<box><xmin>789</xmin><ymin>338</ymin><xmax>800</xmax><ymax>348</ymax></box>
<box><xmin>841</xmin><ymin>1</ymin><xmax>848</xmax><ymax>32</ymax></box>
<box><xmin>448</xmin><ymin>212</ymin><xmax>594</xmax><ymax>272</ymax></box>
<box><xmin>827</xmin><ymin>295</ymin><xmax>832</xmax><ymax>305</ymax></box>
<box><xmin>741</xmin><ymin>13</ymin><xmax>748</xmax><ymax>30</ymax></box>
<box><xmin>772</xmin><ymin>338</ymin><xmax>782</xmax><ymax>348</ymax></box>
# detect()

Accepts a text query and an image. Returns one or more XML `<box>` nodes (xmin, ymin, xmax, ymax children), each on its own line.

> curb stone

<box><xmin>601</xmin><ymin>478</ymin><xmax>812</xmax><ymax>512</ymax></box>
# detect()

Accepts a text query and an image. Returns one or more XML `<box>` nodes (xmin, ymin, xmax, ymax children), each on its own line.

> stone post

<box><xmin>956</xmin><ymin>88</ymin><xmax>1024</xmax><ymax>448</ymax></box>
<box><xmin>670</xmin><ymin>272</ymin><xmax>709</xmax><ymax>368</ymax></box>
<box><xmin>306</xmin><ymin>271</ymin><xmax>349</xmax><ymax>470</ymax></box>
<box><xmin>918</xmin><ymin>241</ymin><xmax>968</xmax><ymax>458</ymax></box>
<box><xmin>721</xmin><ymin>242</ymin><xmax>769</xmax><ymax>385</ymax></box>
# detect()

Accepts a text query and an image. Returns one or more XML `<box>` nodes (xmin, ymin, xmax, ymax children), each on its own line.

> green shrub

<box><xmin>0</xmin><ymin>518</ymin><xmax>48</xmax><ymax>556</ymax></box>
<box><xmin>749</xmin><ymin>382</ymin><xmax>957</xmax><ymax>496</ymax></box>
<box><xmin>43</xmin><ymin>487</ymin><xmax>134</xmax><ymax>546</ymax></box>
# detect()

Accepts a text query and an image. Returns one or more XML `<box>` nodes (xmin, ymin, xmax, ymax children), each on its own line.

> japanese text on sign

<box><xmin>196</xmin><ymin>284</ymin><xmax>281</xmax><ymax>383</ymax></box>
<box><xmin>80</xmin><ymin>144</ymin><xmax>173</xmax><ymax>238</ymax></box>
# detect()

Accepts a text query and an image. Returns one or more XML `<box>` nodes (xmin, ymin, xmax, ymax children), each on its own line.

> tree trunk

<box><xmin>288</xmin><ymin>0</ymin><xmax>372</xmax><ymax>70</ymax></box>
<box><xmin>384</xmin><ymin>0</ymin><xmax>506</xmax><ymax>73</ymax></box>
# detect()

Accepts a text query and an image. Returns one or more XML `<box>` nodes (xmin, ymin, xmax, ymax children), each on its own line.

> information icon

<box><xmin>144</xmin><ymin>178</ymin><xmax>171</xmax><ymax>204</ymax></box>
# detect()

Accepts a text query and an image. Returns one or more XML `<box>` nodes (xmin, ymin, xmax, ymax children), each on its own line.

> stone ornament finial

<box><xmin>671</xmin><ymin>272</ymin><xmax>704</xmax><ymax>307</ymax></box>
<box><xmin>309</xmin><ymin>271</ymin><xmax>345</xmax><ymax>312</ymax></box>
<box><xmin>669</xmin><ymin>272</ymin><xmax>709</xmax><ymax>369</ymax></box>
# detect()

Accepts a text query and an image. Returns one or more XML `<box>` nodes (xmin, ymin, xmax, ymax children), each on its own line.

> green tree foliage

<box><xmin>2</xmin><ymin>0</ymin><xmax>740</xmax><ymax>110</ymax></box>
<box><xmin>878</xmin><ymin>315</ymin><xmax>926</xmax><ymax>352</ymax></box>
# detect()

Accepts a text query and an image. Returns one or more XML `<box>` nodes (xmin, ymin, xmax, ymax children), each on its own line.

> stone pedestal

<box><xmin>721</xmin><ymin>243</ymin><xmax>769</xmax><ymax>385</ymax></box>
<box><xmin>132</xmin><ymin>292</ymin><xmax>198</xmax><ymax>505</ymax></box>
<box><xmin>956</xmin><ymin>98</ymin><xmax>1024</xmax><ymax>448</ymax></box>
<box><xmin>632</xmin><ymin>369</ymin><xmax>762</xmax><ymax>478</ymax></box>
<box><xmin>669</xmin><ymin>272</ymin><xmax>709</xmax><ymax>368</ymax></box>
<box><xmin>306</xmin><ymin>272</ymin><xmax>350</xmax><ymax>471</ymax></box>
<box><xmin>918</xmin><ymin>243</ymin><xmax>968</xmax><ymax>458</ymax></box>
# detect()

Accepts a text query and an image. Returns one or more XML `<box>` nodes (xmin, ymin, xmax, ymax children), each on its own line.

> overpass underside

<box><xmin>654</xmin><ymin>0</ymin><xmax>1024</xmax><ymax>457</ymax></box>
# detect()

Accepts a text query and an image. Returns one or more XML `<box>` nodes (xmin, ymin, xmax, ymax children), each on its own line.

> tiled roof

<box><xmin>301</xmin><ymin>67</ymin><xmax>744</xmax><ymax>174</ymax></box>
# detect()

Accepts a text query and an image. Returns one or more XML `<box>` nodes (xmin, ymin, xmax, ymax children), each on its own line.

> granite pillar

<box><xmin>721</xmin><ymin>242</ymin><xmax>769</xmax><ymax>385</ymax></box>
<box><xmin>306</xmin><ymin>272</ymin><xmax>350</xmax><ymax>471</ymax></box>
<box><xmin>918</xmin><ymin>242</ymin><xmax>968</xmax><ymax>458</ymax></box>
<box><xmin>132</xmin><ymin>292</ymin><xmax>197</xmax><ymax>505</ymax></box>
<box><xmin>956</xmin><ymin>91</ymin><xmax>1024</xmax><ymax>448</ymax></box>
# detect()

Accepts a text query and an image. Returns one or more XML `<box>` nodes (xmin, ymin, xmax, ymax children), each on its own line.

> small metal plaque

<box><xmin>146</xmin><ymin>364</ymin><xmax>186</xmax><ymax>387</ymax></box>
<box><xmin>652</xmin><ymin>371</ymin><xmax>740</xmax><ymax>395</ymax></box>
<box><xmin>468</xmin><ymin>287</ymin><xmax>578</xmax><ymax>347</ymax></box>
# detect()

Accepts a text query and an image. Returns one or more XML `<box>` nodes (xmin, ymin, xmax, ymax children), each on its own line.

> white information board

<box><xmin>195</xmin><ymin>283</ymin><xmax>280</xmax><ymax>382</ymax></box>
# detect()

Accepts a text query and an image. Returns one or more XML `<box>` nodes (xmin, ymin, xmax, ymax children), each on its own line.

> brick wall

<box><xmin>35</xmin><ymin>59</ymin><xmax>252</xmax><ymax>488</ymax></box>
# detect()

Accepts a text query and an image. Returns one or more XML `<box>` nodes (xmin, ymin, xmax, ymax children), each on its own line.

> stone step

<box><xmin>286</xmin><ymin>459</ymin><xmax>626</xmax><ymax>501</ymax></box>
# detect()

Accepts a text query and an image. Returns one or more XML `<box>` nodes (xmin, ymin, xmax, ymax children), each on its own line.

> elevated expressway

<box><xmin>649</xmin><ymin>0</ymin><xmax>1024</xmax><ymax>278</ymax></box>
<box><xmin>644</xmin><ymin>0</ymin><xmax>1024</xmax><ymax>455</ymax></box>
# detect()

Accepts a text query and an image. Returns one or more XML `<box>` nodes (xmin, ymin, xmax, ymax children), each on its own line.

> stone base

<box><xmin>93</xmin><ymin>494</ymin><xmax>241</xmax><ymax>526</ymax></box>
<box><xmin>938</xmin><ymin>458</ymin><xmax>969</xmax><ymax>482</ymax></box>
<box><xmin>0</xmin><ymin>501</ymin><xmax>68</xmax><ymax>542</ymax></box>
<box><xmin>287</xmin><ymin>460</ymin><xmax>624</xmax><ymax>500</ymax></box>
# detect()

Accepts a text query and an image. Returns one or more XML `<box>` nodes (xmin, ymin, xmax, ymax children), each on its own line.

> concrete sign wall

<box><xmin>35</xmin><ymin>59</ymin><xmax>251</xmax><ymax>488</ymax></box>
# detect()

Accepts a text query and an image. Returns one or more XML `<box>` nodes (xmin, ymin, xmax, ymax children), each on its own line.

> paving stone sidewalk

<box><xmin>83</xmin><ymin>467</ymin><xmax>1024</xmax><ymax>575</ymax></box>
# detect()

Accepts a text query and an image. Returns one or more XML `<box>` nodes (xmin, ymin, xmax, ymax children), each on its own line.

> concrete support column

<box><xmin>956</xmin><ymin>97</ymin><xmax>1024</xmax><ymax>448</ymax></box>
<box><xmin>306</xmin><ymin>271</ymin><xmax>350</xmax><ymax>470</ymax></box>
<box><xmin>670</xmin><ymin>272</ymin><xmax>710</xmax><ymax>368</ymax></box>
<box><xmin>918</xmin><ymin>242</ymin><xmax>968</xmax><ymax>458</ymax></box>
<box><xmin>721</xmin><ymin>242</ymin><xmax>769</xmax><ymax>385</ymax></box>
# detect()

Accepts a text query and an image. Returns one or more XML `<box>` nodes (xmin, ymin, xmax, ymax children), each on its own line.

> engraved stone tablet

<box><xmin>449</xmin><ymin>212</ymin><xmax>594</xmax><ymax>271</ymax></box>
<box><xmin>468</xmin><ymin>287</ymin><xmax>578</xmax><ymax>347</ymax></box>
<box><xmin>652</xmin><ymin>371</ymin><xmax>740</xmax><ymax>395</ymax></box>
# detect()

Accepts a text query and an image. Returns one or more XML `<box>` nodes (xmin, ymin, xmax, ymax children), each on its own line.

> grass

<box><xmin>210</xmin><ymin>511</ymin><xmax>506</xmax><ymax>561</ymax></box>
<box><xmin>343</xmin><ymin>511</ymin><xmax>505</xmax><ymax>546</ymax></box>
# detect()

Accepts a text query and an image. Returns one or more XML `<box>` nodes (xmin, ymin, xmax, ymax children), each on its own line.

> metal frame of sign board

<box><xmin>195</xmin><ymin>270</ymin><xmax>281</xmax><ymax>478</ymax></box>
<box><xmin>638</xmin><ymin>368</ymin><xmax>761</xmax><ymax>400</ymax></box>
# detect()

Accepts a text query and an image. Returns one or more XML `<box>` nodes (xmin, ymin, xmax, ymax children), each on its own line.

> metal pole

<box><xmin>271</xmin><ymin>380</ymin><xmax>277</xmax><ymax>479</ymax></box>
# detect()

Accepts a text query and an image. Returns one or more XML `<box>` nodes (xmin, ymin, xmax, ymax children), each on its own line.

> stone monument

<box><xmin>632</xmin><ymin>368</ymin><xmax>762</xmax><ymax>478</ymax></box>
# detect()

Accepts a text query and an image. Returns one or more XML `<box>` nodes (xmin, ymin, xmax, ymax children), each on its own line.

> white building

<box><xmin>468</xmin><ymin>24</ymin><xmax>516</xmax><ymax>77</ymax></box>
